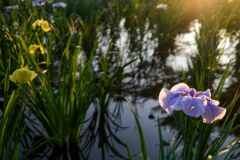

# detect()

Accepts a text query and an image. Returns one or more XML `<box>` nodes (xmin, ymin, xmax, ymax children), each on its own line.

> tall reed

<box><xmin>25</xmin><ymin>36</ymin><xmax>97</xmax><ymax>146</ymax></box>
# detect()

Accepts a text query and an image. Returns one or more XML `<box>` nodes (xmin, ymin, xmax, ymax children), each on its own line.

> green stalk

<box><xmin>124</xmin><ymin>97</ymin><xmax>148</xmax><ymax>160</ymax></box>
<box><xmin>183</xmin><ymin>116</ymin><xmax>189</xmax><ymax>159</ymax></box>
<box><xmin>157</xmin><ymin>118</ymin><xmax>165</xmax><ymax>160</ymax></box>
<box><xmin>126</xmin><ymin>141</ymin><xmax>134</xmax><ymax>160</ymax></box>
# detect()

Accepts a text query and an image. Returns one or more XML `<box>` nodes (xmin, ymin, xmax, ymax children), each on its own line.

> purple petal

<box><xmin>52</xmin><ymin>2</ymin><xmax>67</xmax><ymax>8</ymax></box>
<box><xmin>32</xmin><ymin>0</ymin><xmax>46</xmax><ymax>6</ymax></box>
<box><xmin>209</xmin><ymin>99</ymin><xmax>219</xmax><ymax>105</ymax></box>
<box><xmin>189</xmin><ymin>88</ymin><xmax>196</xmax><ymax>97</ymax></box>
<box><xmin>159</xmin><ymin>88</ymin><xmax>174</xmax><ymax>114</ymax></box>
<box><xmin>159</xmin><ymin>88</ymin><xmax>183</xmax><ymax>114</ymax></box>
<box><xmin>172</xmin><ymin>96</ymin><xmax>183</xmax><ymax>111</ymax></box>
<box><xmin>196</xmin><ymin>89</ymin><xmax>211</xmax><ymax>97</ymax></box>
<box><xmin>181</xmin><ymin>97</ymin><xmax>206</xmax><ymax>118</ymax></box>
<box><xmin>170</xmin><ymin>83</ymin><xmax>189</xmax><ymax>92</ymax></box>
<box><xmin>201</xmin><ymin>102</ymin><xmax>226</xmax><ymax>123</ymax></box>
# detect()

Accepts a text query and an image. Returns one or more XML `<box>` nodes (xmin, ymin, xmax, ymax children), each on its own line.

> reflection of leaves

<box><xmin>227</xmin><ymin>144</ymin><xmax>240</xmax><ymax>160</ymax></box>
<box><xmin>149</xmin><ymin>104</ymin><xmax>177</xmax><ymax>129</ymax></box>
<box><xmin>21</xmin><ymin>114</ymin><xmax>86</xmax><ymax>160</ymax></box>
<box><xmin>151</xmin><ymin>105</ymin><xmax>162</xmax><ymax>113</ymax></box>
<box><xmin>0</xmin><ymin>99</ymin><xmax>3</xmax><ymax>110</ymax></box>
<box><xmin>159</xmin><ymin>114</ymin><xmax>175</xmax><ymax>127</ymax></box>
<box><xmin>156</xmin><ymin>140</ymin><xmax>170</xmax><ymax>147</ymax></box>
<box><xmin>80</xmin><ymin>108</ymin><xmax>128</xmax><ymax>160</ymax></box>
<box><xmin>25</xmin><ymin>137</ymin><xmax>86</xmax><ymax>160</ymax></box>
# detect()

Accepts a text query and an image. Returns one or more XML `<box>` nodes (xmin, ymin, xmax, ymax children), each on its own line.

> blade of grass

<box><xmin>157</xmin><ymin>118</ymin><xmax>165</xmax><ymax>160</ymax></box>
<box><xmin>126</xmin><ymin>141</ymin><xmax>134</xmax><ymax>160</ymax></box>
<box><xmin>124</xmin><ymin>97</ymin><xmax>148</xmax><ymax>160</ymax></box>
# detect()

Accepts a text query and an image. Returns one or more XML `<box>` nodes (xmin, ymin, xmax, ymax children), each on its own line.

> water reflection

<box><xmin>80</xmin><ymin>103</ymin><xmax>128</xmax><ymax>160</ymax></box>
<box><xmin>25</xmin><ymin>140</ymin><xmax>84</xmax><ymax>160</ymax></box>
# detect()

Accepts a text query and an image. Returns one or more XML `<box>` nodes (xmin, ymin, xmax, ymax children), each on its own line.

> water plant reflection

<box><xmin>80</xmin><ymin>104</ymin><xmax>128</xmax><ymax>160</ymax></box>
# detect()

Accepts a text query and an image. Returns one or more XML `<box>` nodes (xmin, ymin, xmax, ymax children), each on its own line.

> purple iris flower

<box><xmin>159</xmin><ymin>83</ymin><xmax>226</xmax><ymax>123</ymax></box>
<box><xmin>32</xmin><ymin>0</ymin><xmax>46</xmax><ymax>6</ymax></box>
<box><xmin>52</xmin><ymin>2</ymin><xmax>67</xmax><ymax>8</ymax></box>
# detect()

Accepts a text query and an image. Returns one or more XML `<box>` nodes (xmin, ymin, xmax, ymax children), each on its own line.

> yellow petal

<box><xmin>29</xmin><ymin>44</ymin><xmax>39</xmax><ymax>54</ymax></box>
<box><xmin>39</xmin><ymin>45</ymin><xmax>45</xmax><ymax>54</ymax></box>
<box><xmin>30</xmin><ymin>70</ymin><xmax>38</xmax><ymax>80</ymax></box>
<box><xmin>16</xmin><ymin>70</ymin><xmax>33</xmax><ymax>83</ymax></box>
<box><xmin>32</xmin><ymin>19</ymin><xmax>51</xmax><ymax>32</ymax></box>
<box><xmin>9</xmin><ymin>71</ymin><xmax>18</xmax><ymax>82</ymax></box>
<box><xmin>10</xmin><ymin>66</ymin><xmax>38</xmax><ymax>83</ymax></box>
<box><xmin>32</xmin><ymin>20</ymin><xmax>41</xmax><ymax>30</ymax></box>
<box><xmin>40</xmin><ymin>21</ymin><xmax>51</xmax><ymax>32</ymax></box>
<box><xmin>32</xmin><ymin>22</ymin><xmax>37</xmax><ymax>30</ymax></box>
<box><xmin>22</xmin><ymin>66</ymin><xmax>29</xmax><ymax>71</ymax></box>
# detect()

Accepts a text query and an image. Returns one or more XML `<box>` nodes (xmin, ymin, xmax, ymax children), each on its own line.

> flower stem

<box><xmin>183</xmin><ymin>115</ymin><xmax>189</xmax><ymax>159</ymax></box>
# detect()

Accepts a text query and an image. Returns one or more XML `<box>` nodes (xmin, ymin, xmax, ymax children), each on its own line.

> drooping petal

<box><xmin>170</xmin><ymin>83</ymin><xmax>189</xmax><ymax>92</ymax></box>
<box><xmin>9</xmin><ymin>70</ymin><xmax>19</xmax><ymax>82</ymax></box>
<box><xmin>172</xmin><ymin>96</ymin><xmax>183</xmax><ymax>111</ymax></box>
<box><xmin>39</xmin><ymin>45</ymin><xmax>45</xmax><ymax>54</ymax></box>
<box><xmin>209</xmin><ymin>99</ymin><xmax>220</xmax><ymax>105</ymax></box>
<box><xmin>31</xmin><ymin>71</ymin><xmax>38</xmax><ymax>80</ymax></box>
<box><xmin>181</xmin><ymin>97</ymin><xmax>206</xmax><ymax>118</ymax></box>
<box><xmin>159</xmin><ymin>88</ymin><xmax>174</xmax><ymax>114</ymax></box>
<box><xmin>159</xmin><ymin>88</ymin><xmax>183</xmax><ymax>114</ymax></box>
<box><xmin>29</xmin><ymin>44</ymin><xmax>39</xmax><ymax>54</ymax></box>
<box><xmin>201</xmin><ymin>102</ymin><xmax>226</xmax><ymax>123</ymax></box>
<box><xmin>40</xmin><ymin>21</ymin><xmax>51</xmax><ymax>32</ymax></box>
<box><xmin>32</xmin><ymin>20</ymin><xmax>39</xmax><ymax>30</ymax></box>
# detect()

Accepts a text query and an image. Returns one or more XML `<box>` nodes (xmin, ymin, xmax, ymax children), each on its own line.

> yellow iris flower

<box><xmin>29</xmin><ymin>44</ymin><xmax>45</xmax><ymax>54</ymax></box>
<box><xmin>32</xmin><ymin>19</ymin><xmax>51</xmax><ymax>32</ymax></box>
<box><xmin>10</xmin><ymin>66</ymin><xmax>38</xmax><ymax>83</ymax></box>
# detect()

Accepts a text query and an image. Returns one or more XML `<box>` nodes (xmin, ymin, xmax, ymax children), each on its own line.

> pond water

<box><xmin>82</xmin><ymin>98</ymin><xmax>164</xmax><ymax>160</ymax></box>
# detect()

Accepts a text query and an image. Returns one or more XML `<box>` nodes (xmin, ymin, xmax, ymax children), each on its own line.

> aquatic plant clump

<box><xmin>159</xmin><ymin>83</ymin><xmax>226</xmax><ymax>123</ymax></box>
